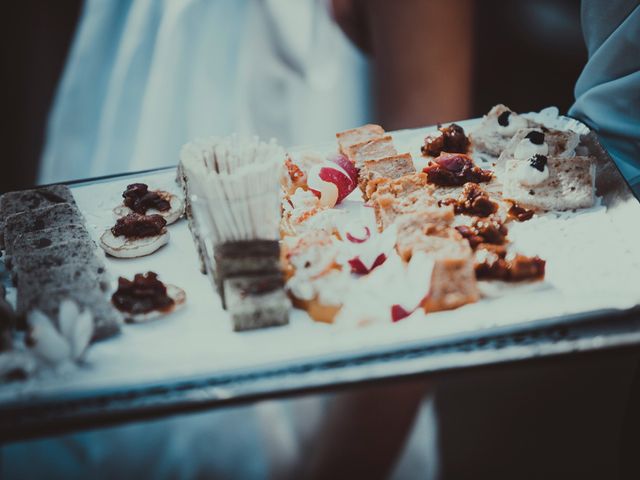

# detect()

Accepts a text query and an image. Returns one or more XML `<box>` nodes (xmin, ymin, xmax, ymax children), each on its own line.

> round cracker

<box><xmin>100</xmin><ymin>229</ymin><xmax>169</xmax><ymax>258</ymax></box>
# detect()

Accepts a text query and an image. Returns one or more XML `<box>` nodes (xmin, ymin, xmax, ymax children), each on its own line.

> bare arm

<box><xmin>301</xmin><ymin>379</ymin><xmax>430</xmax><ymax>479</ymax></box>
<box><xmin>333</xmin><ymin>0</ymin><xmax>475</xmax><ymax>129</ymax></box>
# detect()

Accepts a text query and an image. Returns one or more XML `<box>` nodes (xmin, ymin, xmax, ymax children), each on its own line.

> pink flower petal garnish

<box><xmin>391</xmin><ymin>304</ymin><xmax>413</xmax><ymax>322</ymax></box>
<box><xmin>348</xmin><ymin>253</ymin><xmax>387</xmax><ymax>274</ymax></box>
<box><xmin>346</xmin><ymin>226</ymin><xmax>371</xmax><ymax>244</ymax></box>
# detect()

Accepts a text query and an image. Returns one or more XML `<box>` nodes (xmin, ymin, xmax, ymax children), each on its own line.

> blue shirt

<box><xmin>569</xmin><ymin>1</ymin><xmax>640</xmax><ymax>195</ymax></box>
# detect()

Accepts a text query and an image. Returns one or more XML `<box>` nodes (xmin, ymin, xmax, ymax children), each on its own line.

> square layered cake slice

<box><xmin>224</xmin><ymin>274</ymin><xmax>290</xmax><ymax>331</ymax></box>
<box><xmin>213</xmin><ymin>240</ymin><xmax>281</xmax><ymax>307</ymax></box>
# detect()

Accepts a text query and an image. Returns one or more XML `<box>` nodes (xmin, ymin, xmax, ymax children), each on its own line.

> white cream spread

<box><xmin>289</xmin><ymin>240</ymin><xmax>339</xmax><ymax>279</ymax></box>
<box><xmin>333</xmin><ymin>252</ymin><xmax>435</xmax><ymax>326</ymax></box>
<box><xmin>315</xmin><ymin>270</ymin><xmax>353</xmax><ymax>305</ymax></box>
<box><xmin>496</xmin><ymin>113</ymin><xmax>528</xmax><ymax>136</ymax></box>
<box><xmin>514</xmin><ymin>138</ymin><xmax>548</xmax><ymax>161</ymax></box>
<box><xmin>288</xmin><ymin>187</ymin><xmax>318</xmax><ymax>210</ymax></box>
<box><xmin>515</xmin><ymin>159</ymin><xmax>550</xmax><ymax>186</ymax></box>
<box><xmin>303</xmin><ymin>209</ymin><xmax>348</xmax><ymax>234</ymax></box>
<box><xmin>286</xmin><ymin>279</ymin><xmax>316</xmax><ymax>302</ymax></box>
<box><xmin>287</xmin><ymin>268</ymin><xmax>351</xmax><ymax>305</ymax></box>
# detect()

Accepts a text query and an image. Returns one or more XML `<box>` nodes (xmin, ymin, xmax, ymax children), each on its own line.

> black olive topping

<box><xmin>525</xmin><ymin>130</ymin><xmax>545</xmax><ymax>145</ymax></box>
<box><xmin>529</xmin><ymin>154</ymin><xmax>548</xmax><ymax>172</ymax></box>
<box><xmin>497</xmin><ymin>111</ymin><xmax>512</xmax><ymax>127</ymax></box>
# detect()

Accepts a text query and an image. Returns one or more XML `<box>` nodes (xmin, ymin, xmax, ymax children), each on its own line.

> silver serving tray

<box><xmin>1</xmin><ymin>116</ymin><xmax>639</xmax><ymax>442</ymax></box>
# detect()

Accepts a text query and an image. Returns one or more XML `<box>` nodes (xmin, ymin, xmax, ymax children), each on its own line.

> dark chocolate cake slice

<box><xmin>223</xmin><ymin>274</ymin><xmax>290</xmax><ymax>331</ymax></box>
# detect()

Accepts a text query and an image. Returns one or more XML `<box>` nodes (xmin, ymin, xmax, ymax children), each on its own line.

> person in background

<box><xmin>569</xmin><ymin>0</ymin><xmax>640</xmax><ymax>196</ymax></box>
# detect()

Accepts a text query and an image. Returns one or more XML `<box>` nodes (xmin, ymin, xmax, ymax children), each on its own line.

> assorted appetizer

<box><xmin>112</xmin><ymin>272</ymin><xmax>185</xmax><ymax>323</ymax></box>
<box><xmin>275</xmin><ymin>104</ymin><xmax>597</xmax><ymax>325</ymax></box>
<box><xmin>100</xmin><ymin>212</ymin><xmax>169</xmax><ymax>258</ymax></box>
<box><xmin>114</xmin><ymin>183</ymin><xmax>184</xmax><ymax>225</ymax></box>
<box><xmin>0</xmin><ymin>103</ymin><xmax>603</xmax><ymax>364</ymax></box>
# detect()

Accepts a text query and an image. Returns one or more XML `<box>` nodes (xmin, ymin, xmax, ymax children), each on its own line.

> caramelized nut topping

<box><xmin>441</xmin><ymin>182</ymin><xmax>498</xmax><ymax>217</ymax></box>
<box><xmin>285</xmin><ymin>156</ymin><xmax>306</xmax><ymax>184</ymax></box>
<box><xmin>456</xmin><ymin>216</ymin><xmax>508</xmax><ymax>249</ymax></box>
<box><xmin>123</xmin><ymin>183</ymin><xmax>170</xmax><ymax>214</ymax></box>
<box><xmin>421</xmin><ymin>123</ymin><xmax>470</xmax><ymax>157</ymax></box>
<box><xmin>475</xmin><ymin>251</ymin><xmax>545</xmax><ymax>282</ymax></box>
<box><xmin>508</xmin><ymin>203</ymin><xmax>535</xmax><ymax>222</ymax></box>
<box><xmin>112</xmin><ymin>271</ymin><xmax>174</xmax><ymax>314</ymax></box>
<box><xmin>111</xmin><ymin>213</ymin><xmax>166</xmax><ymax>238</ymax></box>
<box><xmin>423</xmin><ymin>153</ymin><xmax>493</xmax><ymax>187</ymax></box>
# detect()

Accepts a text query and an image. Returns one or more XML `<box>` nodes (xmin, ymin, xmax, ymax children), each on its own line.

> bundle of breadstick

<box><xmin>179</xmin><ymin>135</ymin><xmax>290</xmax><ymax>331</ymax></box>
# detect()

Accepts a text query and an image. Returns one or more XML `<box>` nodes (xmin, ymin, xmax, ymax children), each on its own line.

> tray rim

<box><xmin>2</xmin><ymin>117</ymin><xmax>640</xmax><ymax>442</ymax></box>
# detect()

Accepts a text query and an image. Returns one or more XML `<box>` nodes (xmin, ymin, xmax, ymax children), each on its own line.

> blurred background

<box><xmin>2</xmin><ymin>0</ymin><xmax>586</xmax><ymax>193</ymax></box>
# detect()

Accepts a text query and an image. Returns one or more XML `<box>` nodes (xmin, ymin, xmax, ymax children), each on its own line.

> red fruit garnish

<box><xmin>348</xmin><ymin>253</ymin><xmax>387</xmax><ymax>274</ymax></box>
<box><xmin>391</xmin><ymin>304</ymin><xmax>413</xmax><ymax>322</ymax></box>
<box><xmin>346</xmin><ymin>226</ymin><xmax>371</xmax><ymax>244</ymax></box>
<box><xmin>331</xmin><ymin>154</ymin><xmax>359</xmax><ymax>185</ymax></box>
<box><xmin>318</xmin><ymin>166</ymin><xmax>353</xmax><ymax>203</ymax></box>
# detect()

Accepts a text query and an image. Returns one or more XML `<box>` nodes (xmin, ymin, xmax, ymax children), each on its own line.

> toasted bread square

<box><xmin>368</xmin><ymin>172</ymin><xmax>430</xmax><ymax>199</ymax></box>
<box><xmin>394</xmin><ymin>210</ymin><xmax>457</xmax><ymax>260</ymax></box>
<box><xmin>359</xmin><ymin>153</ymin><xmax>416</xmax><ymax>199</ymax></box>
<box><xmin>502</xmin><ymin>156</ymin><xmax>595</xmax><ymax>211</ymax></box>
<box><xmin>348</xmin><ymin>135</ymin><xmax>398</xmax><ymax>168</ymax></box>
<box><xmin>336</xmin><ymin>124</ymin><xmax>385</xmax><ymax>155</ymax></box>
<box><xmin>392</xmin><ymin>218</ymin><xmax>479</xmax><ymax>311</ymax></box>
<box><xmin>372</xmin><ymin>189</ymin><xmax>444</xmax><ymax>231</ymax></box>
<box><xmin>423</xmin><ymin>253</ymin><xmax>480</xmax><ymax>312</ymax></box>
<box><xmin>369</xmin><ymin>173</ymin><xmax>436</xmax><ymax>229</ymax></box>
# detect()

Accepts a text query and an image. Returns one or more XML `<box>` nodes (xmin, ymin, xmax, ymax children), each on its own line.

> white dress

<box><xmin>38</xmin><ymin>0</ymin><xmax>370</xmax><ymax>183</ymax></box>
<box><xmin>4</xmin><ymin>1</ymin><xmax>381</xmax><ymax>479</ymax></box>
